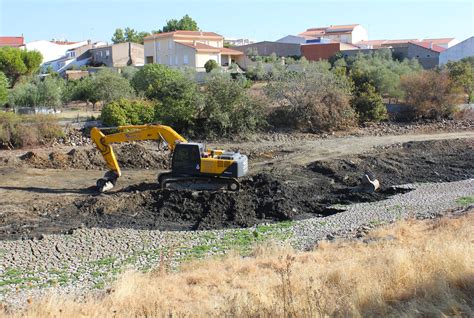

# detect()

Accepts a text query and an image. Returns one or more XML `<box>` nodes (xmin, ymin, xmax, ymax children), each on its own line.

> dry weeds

<box><xmin>4</xmin><ymin>212</ymin><xmax>474</xmax><ymax>317</ymax></box>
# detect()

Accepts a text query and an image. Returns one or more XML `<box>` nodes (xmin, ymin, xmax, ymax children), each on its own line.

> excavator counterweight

<box><xmin>90</xmin><ymin>125</ymin><xmax>248</xmax><ymax>192</ymax></box>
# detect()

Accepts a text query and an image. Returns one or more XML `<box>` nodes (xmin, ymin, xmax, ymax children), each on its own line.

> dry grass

<box><xmin>5</xmin><ymin>212</ymin><xmax>474</xmax><ymax>317</ymax></box>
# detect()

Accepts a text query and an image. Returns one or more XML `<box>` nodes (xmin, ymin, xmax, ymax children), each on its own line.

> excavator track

<box><xmin>158</xmin><ymin>172</ymin><xmax>240</xmax><ymax>191</ymax></box>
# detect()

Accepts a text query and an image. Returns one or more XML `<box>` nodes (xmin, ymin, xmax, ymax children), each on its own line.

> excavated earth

<box><xmin>1</xmin><ymin>138</ymin><xmax>472</xmax><ymax>240</ymax></box>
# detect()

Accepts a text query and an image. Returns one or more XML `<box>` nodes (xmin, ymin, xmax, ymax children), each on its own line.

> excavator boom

<box><xmin>91</xmin><ymin>125</ymin><xmax>187</xmax><ymax>178</ymax></box>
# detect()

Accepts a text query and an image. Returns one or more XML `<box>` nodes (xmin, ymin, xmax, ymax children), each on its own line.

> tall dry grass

<box><xmin>5</xmin><ymin>212</ymin><xmax>474</xmax><ymax>317</ymax></box>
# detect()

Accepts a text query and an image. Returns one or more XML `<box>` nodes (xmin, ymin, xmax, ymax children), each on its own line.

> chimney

<box><xmin>429</xmin><ymin>42</ymin><xmax>433</xmax><ymax>49</ymax></box>
<box><xmin>193</xmin><ymin>40</ymin><xmax>196</xmax><ymax>46</ymax></box>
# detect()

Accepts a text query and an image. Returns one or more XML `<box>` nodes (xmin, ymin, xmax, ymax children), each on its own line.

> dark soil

<box><xmin>2</xmin><ymin>139</ymin><xmax>473</xmax><ymax>240</ymax></box>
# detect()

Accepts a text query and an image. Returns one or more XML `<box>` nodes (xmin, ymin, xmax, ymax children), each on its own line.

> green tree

<box><xmin>199</xmin><ymin>72</ymin><xmax>265</xmax><ymax>137</ymax></box>
<box><xmin>8</xmin><ymin>78</ymin><xmax>40</xmax><ymax>108</ymax></box>
<box><xmin>21</xmin><ymin>50</ymin><xmax>42</xmax><ymax>75</ymax></box>
<box><xmin>0</xmin><ymin>47</ymin><xmax>27</xmax><ymax>85</ymax></box>
<box><xmin>132</xmin><ymin>64</ymin><xmax>201</xmax><ymax>129</ymax></box>
<box><xmin>351</xmin><ymin>83</ymin><xmax>387</xmax><ymax>123</ymax></box>
<box><xmin>0</xmin><ymin>72</ymin><xmax>8</xmax><ymax>106</ymax></box>
<box><xmin>445</xmin><ymin>60</ymin><xmax>474</xmax><ymax>102</ymax></box>
<box><xmin>160</xmin><ymin>14</ymin><xmax>199</xmax><ymax>33</ymax></box>
<box><xmin>121</xmin><ymin>66</ymin><xmax>139</xmax><ymax>81</ymax></box>
<box><xmin>349</xmin><ymin>50</ymin><xmax>421</xmax><ymax>100</ymax></box>
<box><xmin>0</xmin><ymin>48</ymin><xmax>43</xmax><ymax>85</ymax></box>
<box><xmin>112</xmin><ymin>28</ymin><xmax>126</xmax><ymax>44</ymax></box>
<box><xmin>204</xmin><ymin>60</ymin><xmax>219</xmax><ymax>73</ymax></box>
<box><xmin>37</xmin><ymin>77</ymin><xmax>65</xmax><ymax>110</ymax></box>
<box><xmin>101</xmin><ymin>99</ymin><xmax>155</xmax><ymax>126</ymax></box>
<box><xmin>94</xmin><ymin>69</ymin><xmax>134</xmax><ymax>103</ymax></box>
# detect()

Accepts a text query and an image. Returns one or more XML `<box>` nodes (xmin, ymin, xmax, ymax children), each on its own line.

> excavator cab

<box><xmin>171</xmin><ymin>143</ymin><xmax>204</xmax><ymax>175</ymax></box>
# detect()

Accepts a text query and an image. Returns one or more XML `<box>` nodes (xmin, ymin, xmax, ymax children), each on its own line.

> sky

<box><xmin>0</xmin><ymin>0</ymin><xmax>473</xmax><ymax>43</ymax></box>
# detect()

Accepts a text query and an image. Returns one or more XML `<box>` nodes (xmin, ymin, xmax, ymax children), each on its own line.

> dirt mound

<box><xmin>19</xmin><ymin>143</ymin><xmax>170</xmax><ymax>170</ymax></box>
<box><xmin>2</xmin><ymin>138</ymin><xmax>473</xmax><ymax>240</ymax></box>
<box><xmin>308</xmin><ymin>139</ymin><xmax>474</xmax><ymax>186</ymax></box>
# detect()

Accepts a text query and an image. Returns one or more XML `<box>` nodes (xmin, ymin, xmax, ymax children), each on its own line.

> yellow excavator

<box><xmin>90</xmin><ymin>124</ymin><xmax>248</xmax><ymax>192</ymax></box>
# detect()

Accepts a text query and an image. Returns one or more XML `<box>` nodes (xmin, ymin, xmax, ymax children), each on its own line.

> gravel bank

<box><xmin>1</xmin><ymin>178</ymin><xmax>473</xmax><ymax>310</ymax></box>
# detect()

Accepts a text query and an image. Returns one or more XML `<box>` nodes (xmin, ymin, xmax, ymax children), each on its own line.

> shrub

<box><xmin>401</xmin><ymin>70</ymin><xmax>464</xmax><ymax>120</ymax></box>
<box><xmin>0</xmin><ymin>71</ymin><xmax>8</xmax><ymax>106</ymax></box>
<box><xmin>204</xmin><ymin>60</ymin><xmax>219</xmax><ymax>73</ymax></box>
<box><xmin>101</xmin><ymin>99</ymin><xmax>155</xmax><ymax>126</ymax></box>
<box><xmin>348</xmin><ymin>50</ymin><xmax>422</xmax><ymax>100</ymax></box>
<box><xmin>132</xmin><ymin>64</ymin><xmax>202</xmax><ymax>130</ymax></box>
<box><xmin>197</xmin><ymin>72</ymin><xmax>266</xmax><ymax>137</ymax></box>
<box><xmin>351</xmin><ymin>83</ymin><xmax>387</xmax><ymax>123</ymax></box>
<box><xmin>265</xmin><ymin>61</ymin><xmax>357</xmax><ymax>132</ymax></box>
<box><xmin>0</xmin><ymin>112</ymin><xmax>63</xmax><ymax>148</ymax></box>
<box><xmin>445</xmin><ymin>60</ymin><xmax>474</xmax><ymax>102</ymax></box>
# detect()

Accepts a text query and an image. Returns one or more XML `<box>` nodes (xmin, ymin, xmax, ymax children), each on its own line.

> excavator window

<box><xmin>172</xmin><ymin>144</ymin><xmax>201</xmax><ymax>175</ymax></box>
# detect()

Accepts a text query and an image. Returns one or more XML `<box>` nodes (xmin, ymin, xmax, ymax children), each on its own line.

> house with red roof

<box><xmin>0</xmin><ymin>36</ymin><xmax>24</xmax><ymax>47</ymax></box>
<box><xmin>143</xmin><ymin>31</ymin><xmax>243</xmax><ymax>71</ymax></box>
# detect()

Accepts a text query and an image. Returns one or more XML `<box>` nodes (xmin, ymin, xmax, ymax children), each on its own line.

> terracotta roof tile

<box><xmin>0</xmin><ymin>36</ymin><xmax>24</xmax><ymax>47</ymax></box>
<box><xmin>175</xmin><ymin>41</ymin><xmax>221</xmax><ymax>52</ymax></box>
<box><xmin>410</xmin><ymin>41</ymin><xmax>446</xmax><ymax>53</ymax></box>
<box><xmin>144</xmin><ymin>30</ymin><xmax>223</xmax><ymax>40</ymax></box>
<box><xmin>220</xmin><ymin>47</ymin><xmax>244</xmax><ymax>55</ymax></box>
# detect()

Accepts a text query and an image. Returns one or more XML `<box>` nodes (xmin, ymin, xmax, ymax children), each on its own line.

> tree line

<box><xmin>111</xmin><ymin>14</ymin><xmax>199</xmax><ymax>44</ymax></box>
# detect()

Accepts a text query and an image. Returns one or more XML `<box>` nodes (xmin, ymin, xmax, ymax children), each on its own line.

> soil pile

<box><xmin>20</xmin><ymin>143</ymin><xmax>170</xmax><ymax>170</ymax></box>
<box><xmin>2</xmin><ymin>139</ymin><xmax>473</xmax><ymax>240</ymax></box>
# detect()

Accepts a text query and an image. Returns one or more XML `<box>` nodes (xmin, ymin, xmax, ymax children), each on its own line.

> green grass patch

<box><xmin>90</xmin><ymin>257</ymin><xmax>117</xmax><ymax>267</ymax></box>
<box><xmin>456</xmin><ymin>196</ymin><xmax>474</xmax><ymax>206</ymax></box>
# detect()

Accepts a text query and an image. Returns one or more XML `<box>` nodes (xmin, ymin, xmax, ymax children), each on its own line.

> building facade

<box><xmin>233</xmin><ymin>41</ymin><xmax>301</xmax><ymax>57</ymax></box>
<box><xmin>439</xmin><ymin>37</ymin><xmax>474</xmax><ymax>65</ymax></box>
<box><xmin>143</xmin><ymin>31</ymin><xmax>243</xmax><ymax>70</ymax></box>
<box><xmin>90</xmin><ymin>42</ymin><xmax>144</xmax><ymax>67</ymax></box>
<box><xmin>299</xmin><ymin>24</ymin><xmax>368</xmax><ymax>44</ymax></box>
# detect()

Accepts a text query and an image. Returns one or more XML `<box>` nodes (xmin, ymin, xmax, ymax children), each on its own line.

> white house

<box><xmin>22</xmin><ymin>40</ymin><xmax>89</xmax><ymax>64</ymax></box>
<box><xmin>299</xmin><ymin>24</ymin><xmax>368</xmax><ymax>45</ymax></box>
<box><xmin>439</xmin><ymin>36</ymin><xmax>474</xmax><ymax>65</ymax></box>
<box><xmin>143</xmin><ymin>31</ymin><xmax>243</xmax><ymax>70</ymax></box>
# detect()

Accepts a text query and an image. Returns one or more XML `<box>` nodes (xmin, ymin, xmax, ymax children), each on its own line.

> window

<box><xmin>175</xmin><ymin>56</ymin><xmax>178</xmax><ymax>65</ymax></box>
<box><xmin>106</xmin><ymin>50</ymin><xmax>110</xmax><ymax>56</ymax></box>
<box><xmin>169</xmin><ymin>55</ymin><xmax>172</xmax><ymax>65</ymax></box>
<box><xmin>146</xmin><ymin>56</ymin><xmax>154</xmax><ymax>64</ymax></box>
<box><xmin>183</xmin><ymin>54</ymin><xmax>189</xmax><ymax>65</ymax></box>
<box><xmin>100</xmin><ymin>51</ymin><xmax>103</xmax><ymax>57</ymax></box>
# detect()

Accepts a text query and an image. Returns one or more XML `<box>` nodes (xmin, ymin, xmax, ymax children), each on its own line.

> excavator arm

<box><xmin>91</xmin><ymin>124</ymin><xmax>187</xmax><ymax>191</ymax></box>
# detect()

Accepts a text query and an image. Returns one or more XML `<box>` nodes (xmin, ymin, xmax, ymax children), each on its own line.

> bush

<box><xmin>348</xmin><ymin>50</ymin><xmax>422</xmax><ymax>100</ymax></box>
<box><xmin>0</xmin><ymin>112</ymin><xmax>63</xmax><ymax>148</ymax></box>
<box><xmin>0</xmin><ymin>71</ymin><xmax>8</xmax><ymax>106</ymax></box>
<box><xmin>101</xmin><ymin>99</ymin><xmax>155</xmax><ymax>126</ymax></box>
<box><xmin>351</xmin><ymin>83</ymin><xmax>387</xmax><ymax>123</ymax></box>
<box><xmin>197</xmin><ymin>72</ymin><xmax>266</xmax><ymax>137</ymax></box>
<box><xmin>204</xmin><ymin>60</ymin><xmax>219</xmax><ymax>73</ymax></box>
<box><xmin>401</xmin><ymin>70</ymin><xmax>464</xmax><ymax>120</ymax></box>
<box><xmin>265</xmin><ymin>61</ymin><xmax>357</xmax><ymax>132</ymax></box>
<box><xmin>132</xmin><ymin>64</ymin><xmax>202</xmax><ymax>130</ymax></box>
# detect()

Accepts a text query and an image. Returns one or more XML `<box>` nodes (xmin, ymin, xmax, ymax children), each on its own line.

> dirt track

<box><xmin>0</xmin><ymin>131</ymin><xmax>472</xmax><ymax>240</ymax></box>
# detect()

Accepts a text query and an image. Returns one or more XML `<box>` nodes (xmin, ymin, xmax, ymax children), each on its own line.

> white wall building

<box><xmin>299</xmin><ymin>24</ymin><xmax>368</xmax><ymax>44</ymax></box>
<box><xmin>22</xmin><ymin>40</ymin><xmax>89</xmax><ymax>64</ymax></box>
<box><xmin>144</xmin><ymin>31</ymin><xmax>243</xmax><ymax>70</ymax></box>
<box><xmin>439</xmin><ymin>36</ymin><xmax>474</xmax><ymax>65</ymax></box>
